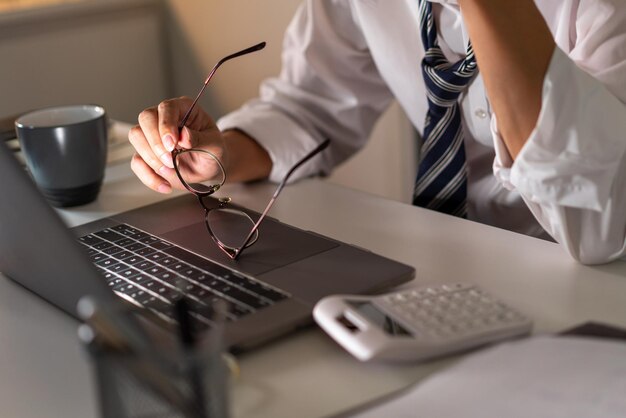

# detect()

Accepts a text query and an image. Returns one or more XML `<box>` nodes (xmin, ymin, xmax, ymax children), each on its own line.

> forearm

<box><xmin>458</xmin><ymin>0</ymin><xmax>555</xmax><ymax>159</ymax></box>
<box><xmin>222</xmin><ymin>129</ymin><xmax>272</xmax><ymax>183</ymax></box>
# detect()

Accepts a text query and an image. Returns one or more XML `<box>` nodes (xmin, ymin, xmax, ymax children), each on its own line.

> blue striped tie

<box><xmin>413</xmin><ymin>0</ymin><xmax>478</xmax><ymax>218</ymax></box>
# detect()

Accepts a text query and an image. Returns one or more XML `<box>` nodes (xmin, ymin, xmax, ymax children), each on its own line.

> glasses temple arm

<box><xmin>233</xmin><ymin>139</ymin><xmax>330</xmax><ymax>260</ymax></box>
<box><xmin>178</xmin><ymin>42</ymin><xmax>267</xmax><ymax>131</ymax></box>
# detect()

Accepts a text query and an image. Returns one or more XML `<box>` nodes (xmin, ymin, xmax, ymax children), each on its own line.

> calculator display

<box><xmin>348</xmin><ymin>301</ymin><xmax>412</xmax><ymax>336</ymax></box>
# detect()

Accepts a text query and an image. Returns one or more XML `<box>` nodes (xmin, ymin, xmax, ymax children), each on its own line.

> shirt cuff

<box><xmin>491</xmin><ymin>115</ymin><xmax>515</xmax><ymax>190</ymax></box>
<box><xmin>217</xmin><ymin>101</ymin><xmax>325</xmax><ymax>184</ymax></box>
<box><xmin>491</xmin><ymin>47</ymin><xmax>626</xmax><ymax>212</ymax></box>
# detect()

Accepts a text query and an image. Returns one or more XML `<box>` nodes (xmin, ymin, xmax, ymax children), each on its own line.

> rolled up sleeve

<box><xmin>218</xmin><ymin>0</ymin><xmax>393</xmax><ymax>183</ymax></box>
<box><xmin>491</xmin><ymin>2</ymin><xmax>626</xmax><ymax>264</ymax></box>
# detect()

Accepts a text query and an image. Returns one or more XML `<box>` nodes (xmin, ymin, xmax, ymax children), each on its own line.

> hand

<box><xmin>128</xmin><ymin>97</ymin><xmax>226</xmax><ymax>193</ymax></box>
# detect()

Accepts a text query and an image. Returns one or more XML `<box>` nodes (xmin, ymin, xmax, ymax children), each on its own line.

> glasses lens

<box><xmin>207</xmin><ymin>208</ymin><xmax>259</xmax><ymax>250</ymax></box>
<box><xmin>174</xmin><ymin>149</ymin><xmax>225</xmax><ymax>194</ymax></box>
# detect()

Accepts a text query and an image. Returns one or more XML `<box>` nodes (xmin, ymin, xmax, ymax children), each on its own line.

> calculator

<box><xmin>313</xmin><ymin>282</ymin><xmax>532</xmax><ymax>362</ymax></box>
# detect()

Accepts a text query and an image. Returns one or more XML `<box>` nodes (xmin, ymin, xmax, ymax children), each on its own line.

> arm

<box><xmin>457</xmin><ymin>0</ymin><xmax>555</xmax><ymax>160</ymax></box>
<box><xmin>217</xmin><ymin>0</ymin><xmax>394</xmax><ymax>183</ymax></box>
<box><xmin>222</xmin><ymin>129</ymin><xmax>272</xmax><ymax>183</ymax></box>
<box><xmin>130</xmin><ymin>0</ymin><xmax>393</xmax><ymax>189</ymax></box>
<box><xmin>459</xmin><ymin>0</ymin><xmax>626</xmax><ymax>264</ymax></box>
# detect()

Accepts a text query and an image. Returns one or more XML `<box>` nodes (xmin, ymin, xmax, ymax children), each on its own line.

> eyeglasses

<box><xmin>172</xmin><ymin>42</ymin><xmax>330</xmax><ymax>260</ymax></box>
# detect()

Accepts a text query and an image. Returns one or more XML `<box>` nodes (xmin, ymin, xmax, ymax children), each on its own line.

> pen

<box><xmin>174</xmin><ymin>294</ymin><xmax>207</xmax><ymax>418</ymax></box>
<box><xmin>204</xmin><ymin>299</ymin><xmax>229</xmax><ymax>418</ymax></box>
<box><xmin>78</xmin><ymin>322</ymin><xmax>192</xmax><ymax>417</ymax></box>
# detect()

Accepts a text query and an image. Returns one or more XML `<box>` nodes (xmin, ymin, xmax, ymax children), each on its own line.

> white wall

<box><xmin>0</xmin><ymin>0</ymin><xmax>170</xmax><ymax>123</ymax></box>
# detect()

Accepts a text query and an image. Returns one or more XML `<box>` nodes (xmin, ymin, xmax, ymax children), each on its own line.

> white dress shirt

<box><xmin>218</xmin><ymin>0</ymin><xmax>626</xmax><ymax>264</ymax></box>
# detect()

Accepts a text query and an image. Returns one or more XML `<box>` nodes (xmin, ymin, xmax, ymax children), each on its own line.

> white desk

<box><xmin>1</xmin><ymin>161</ymin><xmax>626</xmax><ymax>418</ymax></box>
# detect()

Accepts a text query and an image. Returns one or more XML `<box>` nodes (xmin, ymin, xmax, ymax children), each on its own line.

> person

<box><xmin>128</xmin><ymin>0</ymin><xmax>626</xmax><ymax>265</ymax></box>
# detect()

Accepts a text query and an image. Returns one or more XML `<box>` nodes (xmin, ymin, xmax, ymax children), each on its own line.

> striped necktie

<box><xmin>413</xmin><ymin>0</ymin><xmax>478</xmax><ymax>218</ymax></box>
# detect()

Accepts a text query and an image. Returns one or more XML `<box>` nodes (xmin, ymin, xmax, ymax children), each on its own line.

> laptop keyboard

<box><xmin>78</xmin><ymin>224</ymin><xmax>289</xmax><ymax>330</ymax></box>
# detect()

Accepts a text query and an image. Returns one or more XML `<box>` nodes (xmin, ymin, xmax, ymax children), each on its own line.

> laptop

<box><xmin>0</xmin><ymin>139</ymin><xmax>414</xmax><ymax>352</ymax></box>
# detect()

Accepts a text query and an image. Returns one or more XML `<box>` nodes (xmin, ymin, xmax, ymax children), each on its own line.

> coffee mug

<box><xmin>15</xmin><ymin>104</ymin><xmax>108</xmax><ymax>207</ymax></box>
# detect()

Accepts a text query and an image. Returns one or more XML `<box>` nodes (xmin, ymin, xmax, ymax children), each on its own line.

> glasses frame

<box><xmin>171</xmin><ymin>148</ymin><xmax>226</xmax><ymax>196</ymax></box>
<box><xmin>202</xmin><ymin>139</ymin><xmax>330</xmax><ymax>260</ymax></box>
<box><xmin>171</xmin><ymin>41</ymin><xmax>330</xmax><ymax>260</ymax></box>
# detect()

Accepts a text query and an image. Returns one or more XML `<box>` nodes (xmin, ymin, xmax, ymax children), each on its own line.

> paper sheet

<box><xmin>343</xmin><ymin>336</ymin><xmax>626</xmax><ymax>418</ymax></box>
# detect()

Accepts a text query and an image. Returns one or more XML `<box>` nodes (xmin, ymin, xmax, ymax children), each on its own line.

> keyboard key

<box><xmin>135</xmin><ymin>260</ymin><xmax>156</xmax><ymax>271</ymax></box>
<box><xmin>113</xmin><ymin>251</ymin><xmax>133</xmax><ymax>261</ymax></box>
<box><xmin>147</xmin><ymin>252</ymin><xmax>166</xmax><ymax>262</ymax></box>
<box><xmin>107</xmin><ymin>263</ymin><xmax>129</xmax><ymax>273</ymax></box>
<box><xmin>180</xmin><ymin>267</ymin><xmax>203</xmax><ymax>279</ymax></box>
<box><xmin>127</xmin><ymin>273</ymin><xmax>151</xmax><ymax>285</ymax></box>
<box><xmin>113</xmin><ymin>281</ymin><xmax>138</xmax><ymax>294</ymax></box>
<box><xmin>84</xmin><ymin>226</ymin><xmax>291</xmax><ymax>323</ymax></box>
<box><xmin>115</xmin><ymin>238</ymin><xmax>135</xmax><ymax>247</ymax></box>
<box><xmin>119</xmin><ymin>268</ymin><xmax>142</xmax><ymax>279</ymax></box>
<box><xmin>138</xmin><ymin>236</ymin><xmax>160</xmax><ymax>245</ymax></box>
<box><xmin>130</xmin><ymin>232</ymin><xmax>149</xmax><ymax>240</ymax></box>
<box><xmin>141</xmin><ymin>279</ymin><xmax>161</xmax><ymax>292</ymax></box>
<box><xmin>154</xmin><ymin>270</ymin><xmax>177</xmax><ymax>284</ymax></box>
<box><xmin>94</xmin><ymin>229</ymin><xmax>127</xmax><ymax>243</ymax></box>
<box><xmin>188</xmin><ymin>285</ymin><xmax>213</xmax><ymax>300</ymax></box>
<box><xmin>79</xmin><ymin>234</ymin><xmax>104</xmax><ymax>246</ymax></box>
<box><xmin>227</xmin><ymin>275</ymin><xmax>288</xmax><ymax>302</ymax></box>
<box><xmin>136</xmin><ymin>247</ymin><xmax>157</xmax><ymax>257</ymax></box>
<box><xmin>107</xmin><ymin>277</ymin><xmax>126</xmax><ymax>288</ymax></box>
<box><xmin>126</xmin><ymin>289</ymin><xmax>148</xmax><ymax>302</ymax></box>
<box><xmin>169</xmin><ymin>262</ymin><xmax>190</xmax><ymax>272</ymax></box>
<box><xmin>150</xmin><ymin>241</ymin><xmax>173</xmax><ymax>250</ymax></box>
<box><xmin>153</xmin><ymin>256</ymin><xmax>177</xmax><ymax>267</ymax></box>
<box><xmin>164</xmin><ymin>247</ymin><xmax>231</xmax><ymax>276</ymax></box>
<box><xmin>95</xmin><ymin>257</ymin><xmax>116</xmax><ymax>268</ymax></box>
<box><xmin>93</xmin><ymin>241</ymin><xmax>114</xmax><ymax>251</ymax></box>
<box><xmin>102</xmin><ymin>245</ymin><xmax>125</xmax><ymax>256</ymax></box>
<box><xmin>111</xmin><ymin>224</ymin><xmax>141</xmax><ymax>236</ymax></box>
<box><xmin>124</xmin><ymin>255</ymin><xmax>147</xmax><ymax>266</ymax></box>
<box><xmin>123</xmin><ymin>242</ymin><xmax>146</xmax><ymax>252</ymax></box>
<box><xmin>146</xmin><ymin>266</ymin><xmax>166</xmax><ymax>276</ymax></box>
<box><xmin>219</xmin><ymin>285</ymin><xmax>269</xmax><ymax>310</ymax></box>
<box><xmin>90</xmin><ymin>253</ymin><xmax>108</xmax><ymax>263</ymax></box>
<box><xmin>155</xmin><ymin>286</ymin><xmax>181</xmax><ymax>302</ymax></box>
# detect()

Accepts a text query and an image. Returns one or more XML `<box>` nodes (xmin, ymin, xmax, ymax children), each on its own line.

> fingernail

<box><xmin>157</xmin><ymin>183</ymin><xmax>171</xmax><ymax>193</ymax></box>
<box><xmin>160</xmin><ymin>152</ymin><xmax>174</xmax><ymax>168</ymax></box>
<box><xmin>163</xmin><ymin>134</ymin><xmax>175</xmax><ymax>151</ymax></box>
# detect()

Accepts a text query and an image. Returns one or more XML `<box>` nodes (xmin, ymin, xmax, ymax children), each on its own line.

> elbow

<box><xmin>574</xmin><ymin>252</ymin><xmax>616</xmax><ymax>266</ymax></box>
<box><xmin>562</xmin><ymin>237</ymin><xmax>624</xmax><ymax>266</ymax></box>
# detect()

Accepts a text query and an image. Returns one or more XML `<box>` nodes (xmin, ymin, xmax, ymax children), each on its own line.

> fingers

<box><xmin>138</xmin><ymin>106</ymin><xmax>174</xmax><ymax>169</ymax></box>
<box><xmin>128</xmin><ymin>125</ymin><xmax>178</xmax><ymax>193</ymax></box>
<box><xmin>130</xmin><ymin>153</ymin><xmax>172</xmax><ymax>194</ymax></box>
<box><xmin>130</xmin><ymin>96</ymin><xmax>224</xmax><ymax>193</ymax></box>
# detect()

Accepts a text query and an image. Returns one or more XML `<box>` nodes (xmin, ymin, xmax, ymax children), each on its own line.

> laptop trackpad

<box><xmin>161</xmin><ymin>220</ymin><xmax>338</xmax><ymax>276</ymax></box>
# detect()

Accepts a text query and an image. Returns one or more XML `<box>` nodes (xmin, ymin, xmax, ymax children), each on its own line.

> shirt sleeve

<box><xmin>492</xmin><ymin>2</ymin><xmax>626</xmax><ymax>264</ymax></box>
<box><xmin>217</xmin><ymin>0</ymin><xmax>393</xmax><ymax>183</ymax></box>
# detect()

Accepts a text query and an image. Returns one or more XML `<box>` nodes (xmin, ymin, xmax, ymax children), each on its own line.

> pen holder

<box><xmin>81</xmin><ymin>323</ymin><xmax>233</xmax><ymax>418</ymax></box>
<box><xmin>85</xmin><ymin>341</ymin><xmax>232</xmax><ymax>418</ymax></box>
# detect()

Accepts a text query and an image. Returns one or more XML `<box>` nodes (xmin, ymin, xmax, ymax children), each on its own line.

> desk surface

<box><xmin>1</xmin><ymin>161</ymin><xmax>626</xmax><ymax>418</ymax></box>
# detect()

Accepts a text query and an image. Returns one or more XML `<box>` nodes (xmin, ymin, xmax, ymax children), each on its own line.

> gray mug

<box><xmin>15</xmin><ymin>104</ymin><xmax>108</xmax><ymax>207</ymax></box>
